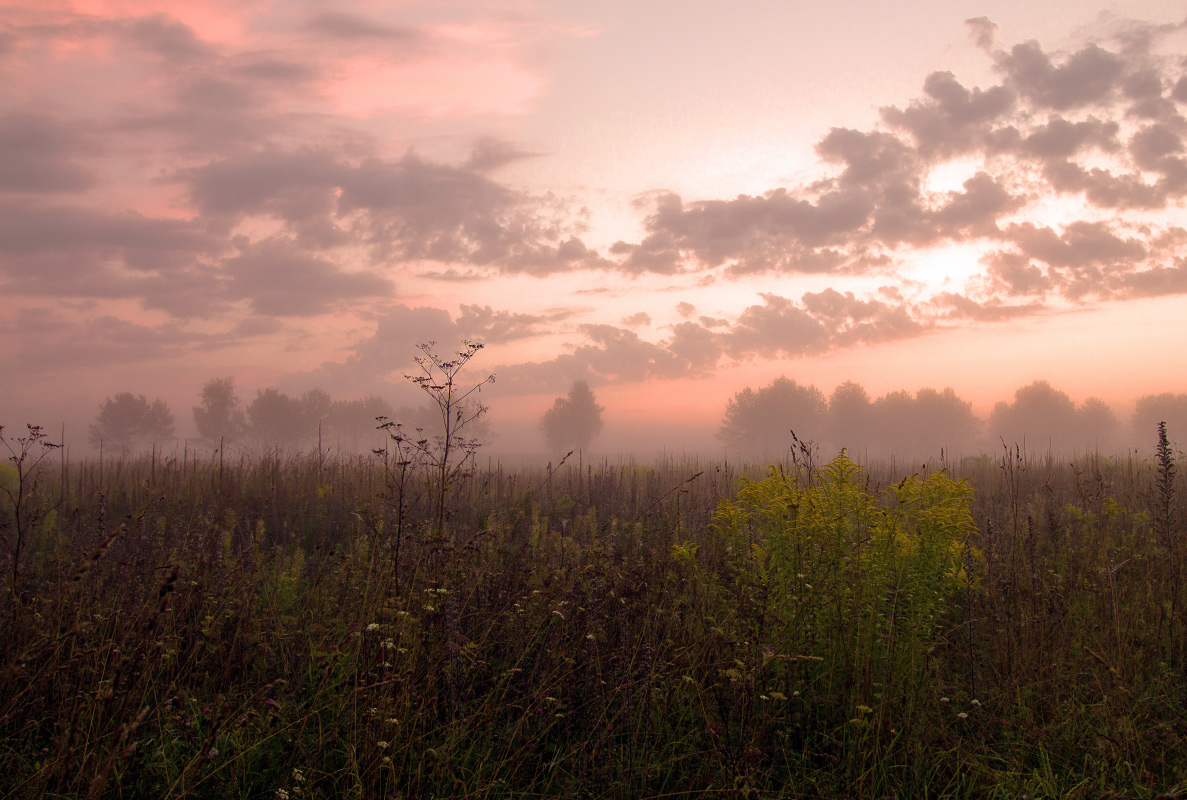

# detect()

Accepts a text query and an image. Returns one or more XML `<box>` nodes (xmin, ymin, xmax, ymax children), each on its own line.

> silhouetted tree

<box><xmin>1076</xmin><ymin>397</ymin><xmax>1121</xmax><ymax>452</ymax></box>
<box><xmin>302</xmin><ymin>389</ymin><xmax>332</xmax><ymax>432</ymax></box>
<box><xmin>89</xmin><ymin>392</ymin><xmax>175</xmax><ymax>452</ymax></box>
<box><xmin>541</xmin><ymin>381</ymin><xmax>604</xmax><ymax>454</ymax></box>
<box><xmin>989</xmin><ymin>381</ymin><xmax>1078</xmax><ymax>453</ymax></box>
<box><xmin>828</xmin><ymin>381</ymin><xmax>874</xmax><ymax>453</ymax></box>
<box><xmin>246</xmin><ymin>389</ymin><xmax>305</xmax><ymax>449</ymax></box>
<box><xmin>246</xmin><ymin>387</ymin><xmax>338</xmax><ymax>449</ymax></box>
<box><xmin>1133</xmin><ymin>393</ymin><xmax>1187</xmax><ymax>449</ymax></box>
<box><xmin>326</xmin><ymin>395</ymin><xmax>394</xmax><ymax>451</ymax></box>
<box><xmin>913</xmin><ymin>387</ymin><xmax>981</xmax><ymax>456</ymax></box>
<box><xmin>871</xmin><ymin>390</ymin><xmax>917</xmax><ymax>454</ymax></box>
<box><xmin>193</xmin><ymin>377</ymin><xmax>246</xmax><ymax>446</ymax></box>
<box><xmin>718</xmin><ymin>377</ymin><xmax>827</xmax><ymax>458</ymax></box>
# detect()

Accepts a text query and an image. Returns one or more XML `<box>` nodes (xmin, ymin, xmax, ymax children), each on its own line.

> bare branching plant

<box><xmin>378</xmin><ymin>341</ymin><xmax>494</xmax><ymax>554</ymax></box>
<box><xmin>1</xmin><ymin>424</ymin><xmax>62</xmax><ymax>606</ymax></box>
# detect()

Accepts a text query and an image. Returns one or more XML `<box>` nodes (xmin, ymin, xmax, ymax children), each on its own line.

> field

<box><xmin>1</xmin><ymin>425</ymin><xmax>1186</xmax><ymax>799</ymax></box>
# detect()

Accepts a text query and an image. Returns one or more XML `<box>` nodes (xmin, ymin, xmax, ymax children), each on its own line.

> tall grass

<box><xmin>0</xmin><ymin>438</ymin><xmax>1184</xmax><ymax>798</ymax></box>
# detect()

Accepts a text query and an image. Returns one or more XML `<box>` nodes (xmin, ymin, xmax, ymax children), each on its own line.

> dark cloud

<box><xmin>612</xmin><ymin>185</ymin><xmax>870</xmax><ymax>276</ymax></box>
<box><xmin>667</xmin><ymin>320</ymin><xmax>723</xmax><ymax>373</ymax></box>
<box><xmin>932</xmin><ymin>171</ymin><xmax>1019</xmax><ymax>238</ymax></box>
<box><xmin>415</xmin><ymin>268</ymin><xmax>488</xmax><ymax>282</ymax></box>
<box><xmin>1118</xmin><ymin>261</ymin><xmax>1187</xmax><ymax>297</ymax></box>
<box><xmin>230</xmin><ymin>56</ymin><xmax>320</xmax><ymax>85</ymax></box>
<box><xmin>183</xmin><ymin>148</ymin><xmax>603</xmax><ymax>274</ymax></box>
<box><xmin>1006</xmin><ymin>221</ymin><xmax>1146</xmax><ymax>269</ymax></box>
<box><xmin>493</xmin><ymin>290</ymin><xmax>928</xmax><ymax>392</ymax></box>
<box><xmin>455</xmin><ymin>304</ymin><xmax>569</xmax><ymax>343</ymax></box>
<box><xmin>338</xmin><ymin>153</ymin><xmax>592</xmax><ymax>274</ymax></box>
<box><xmin>621</xmin><ymin>312</ymin><xmax>651</xmax><ymax>326</ymax></box>
<box><xmin>1173</xmin><ymin>76</ymin><xmax>1187</xmax><ymax>103</ymax></box>
<box><xmin>965</xmin><ymin>17</ymin><xmax>998</xmax><ymax>50</ymax></box>
<box><xmin>881</xmin><ymin>71</ymin><xmax>1015</xmax><ymax>157</ymax></box>
<box><xmin>0</xmin><ymin>307</ymin><xmax>213</xmax><ymax>374</ymax></box>
<box><xmin>996</xmin><ymin>41</ymin><xmax>1125</xmax><ymax>111</ymax></box>
<box><xmin>0</xmin><ymin>114</ymin><xmax>97</xmax><ymax>193</ymax></box>
<box><xmin>465</xmin><ymin>137</ymin><xmax>542</xmax><ymax>172</ymax></box>
<box><xmin>799</xmin><ymin>288</ymin><xmax>924</xmax><ymax>346</ymax></box>
<box><xmin>497</xmin><ymin>324</ymin><xmax>688</xmax><ymax>390</ymax></box>
<box><xmin>1129</xmin><ymin>123</ymin><xmax>1184</xmax><ymax>171</ymax></box>
<box><xmin>725</xmin><ymin>294</ymin><xmax>829</xmax><ymax>359</ymax></box>
<box><xmin>120</xmin><ymin>13</ymin><xmax>212</xmax><ymax>63</ymax></box>
<box><xmin>1017</xmin><ymin>116</ymin><xmax>1120</xmax><ymax>162</ymax></box>
<box><xmin>604</xmin><ymin>27</ymin><xmax>1187</xmax><ymax>289</ymax></box>
<box><xmin>0</xmin><ymin>200</ymin><xmax>225</xmax><ymax>314</ymax></box>
<box><xmin>185</xmin><ymin>149</ymin><xmax>346</xmax><ymax>234</ymax></box>
<box><xmin>931</xmin><ymin>292</ymin><xmax>1044</xmax><ymax>321</ymax></box>
<box><xmin>221</xmin><ymin>237</ymin><xmax>392</xmax><ymax>316</ymax></box>
<box><xmin>305</xmin><ymin>12</ymin><xmax>421</xmax><ymax>42</ymax></box>
<box><xmin>982</xmin><ymin>251</ymin><xmax>1053</xmax><ymax>296</ymax></box>
<box><xmin>304</xmin><ymin>303</ymin><xmax>568</xmax><ymax>396</ymax></box>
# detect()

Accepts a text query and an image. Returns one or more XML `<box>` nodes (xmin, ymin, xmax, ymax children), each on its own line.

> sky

<box><xmin>2</xmin><ymin>0</ymin><xmax>1187</xmax><ymax>455</ymax></box>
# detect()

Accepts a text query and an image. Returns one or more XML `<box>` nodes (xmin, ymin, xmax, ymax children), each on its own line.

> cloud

<box><xmin>965</xmin><ymin>17</ymin><xmax>998</xmax><ymax>50</ymax></box>
<box><xmin>465</xmin><ymin>137</ymin><xmax>542</xmax><ymax>172</ymax></box>
<box><xmin>881</xmin><ymin>71</ymin><xmax>1015</xmax><ymax>157</ymax></box>
<box><xmin>0</xmin><ymin>114</ymin><xmax>97</xmax><ymax>193</ymax></box>
<box><xmin>305</xmin><ymin>12</ymin><xmax>421</xmax><ymax>42</ymax></box>
<box><xmin>724</xmin><ymin>294</ymin><xmax>829</xmax><ymax>359</ymax></box>
<box><xmin>0</xmin><ymin>307</ymin><xmax>251</xmax><ymax>375</ymax></box>
<box><xmin>995</xmin><ymin>41</ymin><xmax>1126</xmax><ymax>111</ymax></box>
<box><xmin>221</xmin><ymin>237</ymin><xmax>393</xmax><ymax>316</ymax></box>
<box><xmin>931</xmin><ymin>292</ymin><xmax>1044</xmax><ymax>321</ymax></box>
<box><xmin>182</xmin><ymin>148</ymin><xmax>602</xmax><ymax>275</ymax></box>
<box><xmin>303</xmin><ymin>303</ymin><xmax>570</xmax><ymax>396</ymax></box>
<box><xmin>0</xmin><ymin>199</ymin><xmax>225</xmax><ymax>314</ymax></box>
<box><xmin>1005</xmin><ymin>221</ymin><xmax>1146</xmax><ymax>270</ymax></box>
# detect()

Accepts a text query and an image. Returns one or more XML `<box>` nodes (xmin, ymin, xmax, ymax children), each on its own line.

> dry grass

<box><xmin>0</xmin><ymin>437</ymin><xmax>1184</xmax><ymax>799</ymax></box>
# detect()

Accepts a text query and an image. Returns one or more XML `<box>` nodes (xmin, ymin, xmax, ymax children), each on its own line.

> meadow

<box><xmin>1</xmin><ymin>423</ymin><xmax>1185</xmax><ymax>799</ymax></box>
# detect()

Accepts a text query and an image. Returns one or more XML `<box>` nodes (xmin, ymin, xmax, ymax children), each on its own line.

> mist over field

<box><xmin>9</xmin><ymin>368</ymin><xmax>1187</xmax><ymax>464</ymax></box>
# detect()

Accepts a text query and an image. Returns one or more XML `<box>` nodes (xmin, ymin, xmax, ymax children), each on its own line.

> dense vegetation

<box><xmin>1</xmin><ymin>422</ymin><xmax>1185</xmax><ymax>799</ymax></box>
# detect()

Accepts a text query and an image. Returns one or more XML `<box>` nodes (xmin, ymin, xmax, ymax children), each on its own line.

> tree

<box><xmin>246</xmin><ymin>387</ymin><xmax>337</xmax><ymax>449</ymax></box>
<box><xmin>1076</xmin><ymin>397</ymin><xmax>1120</xmax><ymax>452</ymax></box>
<box><xmin>990</xmin><ymin>381</ymin><xmax>1118</xmax><ymax>454</ymax></box>
<box><xmin>718</xmin><ymin>377</ymin><xmax>827</xmax><ymax>458</ymax></box>
<box><xmin>912</xmin><ymin>387</ymin><xmax>980</xmax><ymax>457</ymax></box>
<box><xmin>246</xmin><ymin>389</ymin><xmax>305</xmax><ymax>449</ymax></box>
<box><xmin>193</xmin><ymin>377</ymin><xmax>246</xmax><ymax>446</ymax></box>
<box><xmin>541</xmin><ymin>381</ymin><xmax>604</xmax><ymax>455</ymax></box>
<box><xmin>1133</xmin><ymin>393</ymin><xmax>1187</xmax><ymax>450</ymax></box>
<box><xmin>88</xmin><ymin>392</ymin><xmax>175</xmax><ymax>452</ymax></box>
<box><xmin>326</xmin><ymin>395</ymin><xmax>394</xmax><ymax>451</ymax></box>
<box><xmin>828</xmin><ymin>381</ymin><xmax>874</xmax><ymax>453</ymax></box>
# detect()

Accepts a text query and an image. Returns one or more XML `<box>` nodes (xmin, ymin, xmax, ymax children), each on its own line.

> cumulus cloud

<box><xmin>579</xmin><ymin>16</ymin><xmax>1187</xmax><ymax>349</ymax></box>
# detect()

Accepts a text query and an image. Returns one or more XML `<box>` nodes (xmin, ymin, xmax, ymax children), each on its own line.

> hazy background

<box><xmin>3</xmin><ymin>0</ymin><xmax>1187</xmax><ymax>459</ymax></box>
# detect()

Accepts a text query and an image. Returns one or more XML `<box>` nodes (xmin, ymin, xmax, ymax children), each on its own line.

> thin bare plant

<box><xmin>1</xmin><ymin>424</ymin><xmax>61</xmax><ymax>608</ymax></box>
<box><xmin>377</xmin><ymin>341</ymin><xmax>494</xmax><ymax>552</ymax></box>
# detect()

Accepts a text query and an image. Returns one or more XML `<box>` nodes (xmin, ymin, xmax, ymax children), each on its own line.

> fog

<box><xmin>5</xmin><ymin>375</ymin><xmax>1185</xmax><ymax>466</ymax></box>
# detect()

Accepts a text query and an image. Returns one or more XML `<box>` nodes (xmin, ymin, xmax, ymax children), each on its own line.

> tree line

<box><xmin>88</xmin><ymin>379</ymin><xmax>404</xmax><ymax>453</ymax></box>
<box><xmin>84</xmin><ymin>374</ymin><xmax>1187</xmax><ymax>457</ymax></box>
<box><xmin>718</xmin><ymin>377</ymin><xmax>1187</xmax><ymax>459</ymax></box>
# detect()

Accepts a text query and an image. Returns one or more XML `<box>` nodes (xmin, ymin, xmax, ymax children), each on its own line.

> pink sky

<box><xmin>2</xmin><ymin>0</ymin><xmax>1187</xmax><ymax>453</ymax></box>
